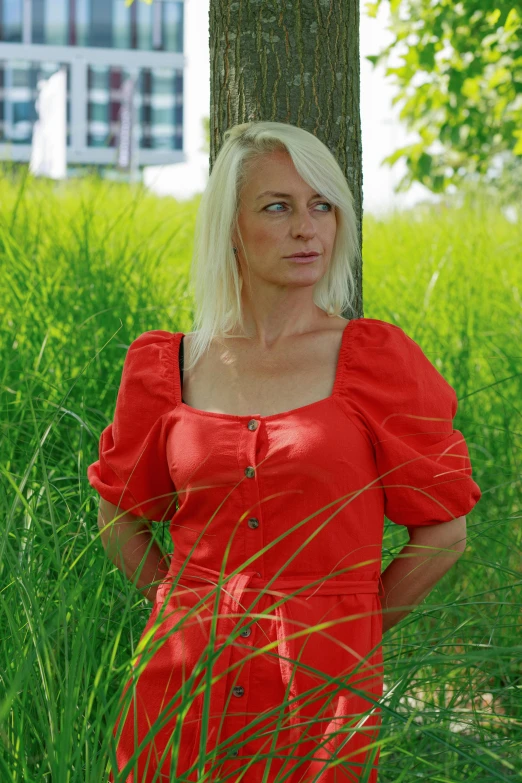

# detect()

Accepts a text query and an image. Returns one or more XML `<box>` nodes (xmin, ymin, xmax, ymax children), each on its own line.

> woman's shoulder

<box><xmin>344</xmin><ymin>318</ymin><xmax>456</xmax><ymax>408</ymax></box>
<box><xmin>123</xmin><ymin>330</ymin><xmax>178</xmax><ymax>365</ymax></box>
<box><xmin>123</xmin><ymin>329</ymin><xmax>179</xmax><ymax>382</ymax></box>
<box><xmin>346</xmin><ymin>317</ymin><xmax>434</xmax><ymax>367</ymax></box>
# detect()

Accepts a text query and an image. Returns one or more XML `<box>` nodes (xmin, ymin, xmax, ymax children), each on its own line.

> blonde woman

<box><xmin>88</xmin><ymin>121</ymin><xmax>481</xmax><ymax>783</ymax></box>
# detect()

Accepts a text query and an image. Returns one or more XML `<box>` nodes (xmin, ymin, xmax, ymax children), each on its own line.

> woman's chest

<box><xmin>167</xmin><ymin>398</ymin><xmax>378</xmax><ymax>529</ymax></box>
<box><xmin>181</xmin><ymin>328</ymin><xmax>346</xmax><ymax>417</ymax></box>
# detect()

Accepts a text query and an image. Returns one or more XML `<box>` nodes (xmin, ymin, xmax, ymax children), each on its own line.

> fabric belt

<box><xmin>161</xmin><ymin>556</ymin><xmax>383</xmax><ymax>598</ymax></box>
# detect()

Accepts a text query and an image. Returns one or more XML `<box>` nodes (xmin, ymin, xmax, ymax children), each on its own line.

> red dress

<box><xmin>87</xmin><ymin>318</ymin><xmax>482</xmax><ymax>783</ymax></box>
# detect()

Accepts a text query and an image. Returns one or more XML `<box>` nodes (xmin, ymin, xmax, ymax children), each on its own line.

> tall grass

<box><xmin>0</xmin><ymin>162</ymin><xmax>520</xmax><ymax>782</ymax></box>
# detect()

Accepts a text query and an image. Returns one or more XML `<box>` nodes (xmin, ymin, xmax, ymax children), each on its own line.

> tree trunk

<box><xmin>208</xmin><ymin>0</ymin><xmax>364</xmax><ymax>318</ymax></box>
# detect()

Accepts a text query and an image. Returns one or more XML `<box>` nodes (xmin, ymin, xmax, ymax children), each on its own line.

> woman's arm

<box><xmin>97</xmin><ymin>498</ymin><xmax>171</xmax><ymax>602</ymax></box>
<box><xmin>380</xmin><ymin>516</ymin><xmax>467</xmax><ymax>634</ymax></box>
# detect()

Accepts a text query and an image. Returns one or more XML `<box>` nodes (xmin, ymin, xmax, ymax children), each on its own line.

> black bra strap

<box><xmin>178</xmin><ymin>335</ymin><xmax>184</xmax><ymax>401</ymax></box>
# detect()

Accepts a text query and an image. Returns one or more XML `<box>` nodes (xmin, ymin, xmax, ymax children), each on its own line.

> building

<box><xmin>0</xmin><ymin>0</ymin><xmax>186</xmax><ymax>169</ymax></box>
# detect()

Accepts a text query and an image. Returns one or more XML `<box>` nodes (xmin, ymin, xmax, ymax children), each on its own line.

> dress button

<box><xmin>247</xmin><ymin>517</ymin><xmax>259</xmax><ymax>529</ymax></box>
<box><xmin>232</xmin><ymin>685</ymin><xmax>245</xmax><ymax>697</ymax></box>
<box><xmin>230</xmin><ymin>748</ymin><xmax>239</xmax><ymax>757</ymax></box>
<box><xmin>247</xmin><ymin>419</ymin><xmax>258</xmax><ymax>431</ymax></box>
<box><xmin>240</xmin><ymin>626</ymin><xmax>251</xmax><ymax>638</ymax></box>
<box><xmin>244</xmin><ymin>466</ymin><xmax>255</xmax><ymax>478</ymax></box>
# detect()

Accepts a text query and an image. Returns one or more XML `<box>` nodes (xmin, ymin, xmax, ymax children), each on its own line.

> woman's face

<box><xmin>231</xmin><ymin>150</ymin><xmax>337</xmax><ymax>292</ymax></box>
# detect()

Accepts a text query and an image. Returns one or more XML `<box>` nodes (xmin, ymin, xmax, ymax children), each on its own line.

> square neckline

<box><xmin>177</xmin><ymin>318</ymin><xmax>357</xmax><ymax>421</ymax></box>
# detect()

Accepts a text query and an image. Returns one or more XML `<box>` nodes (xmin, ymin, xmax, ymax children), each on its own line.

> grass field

<box><xmin>1</xmin><ymin>163</ymin><xmax>520</xmax><ymax>781</ymax></box>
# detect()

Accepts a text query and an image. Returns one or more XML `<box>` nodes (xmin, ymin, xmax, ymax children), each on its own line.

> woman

<box><xmin>88</xmin><ymin>121</ymin><xmax>482</xmax><ymax>783</ymax></box>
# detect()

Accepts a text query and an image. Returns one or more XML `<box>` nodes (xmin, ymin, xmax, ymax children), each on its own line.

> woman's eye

<box><xmin>264</xmin><ymin>202</ymin><xmax>332</xmax><ymax>212</ymax></box>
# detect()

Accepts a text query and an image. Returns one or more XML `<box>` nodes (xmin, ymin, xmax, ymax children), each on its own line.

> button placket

<box><xmin>243</xmin><ymin>417</ymin><xmax>262</xmax><ymax>580</ymax></box>
<box><xmin>221</xmin><ymin>416</ymin><xmax>262</xmax><ymax>764</ymax></box>
<box><xmin>200</xmin><ymin>569</ymin><xmax>255</xmax><ymax>774</ymax></box>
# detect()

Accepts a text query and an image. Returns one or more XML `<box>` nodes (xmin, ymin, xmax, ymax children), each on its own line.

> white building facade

<box><xmin>0</xmin><ymin>0</ymin><xmax>187</xmax><ymax>167</ymax></box>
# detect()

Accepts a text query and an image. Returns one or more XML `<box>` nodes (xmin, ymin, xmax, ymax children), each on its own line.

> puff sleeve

<box><xmin>347</xmin><ymin>320</ymin><xmax>482</xmax><ymax>527</ymax></box>
<box><xmin>87</xmin><ymin>330</ymin><xmax>178</xmax><ymax>522</ymax></box>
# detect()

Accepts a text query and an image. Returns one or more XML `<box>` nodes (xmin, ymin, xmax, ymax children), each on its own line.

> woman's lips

<box><xmin>287</xmin><ymin>254</ymin><xmax>320</xmax><ymax>263</ymax></box>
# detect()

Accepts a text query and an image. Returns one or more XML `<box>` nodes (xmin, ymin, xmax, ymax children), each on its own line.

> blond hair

<box><xmin>185</xmin><ymin>121</ymin><xmax>360</xmax><ymax>370</ymax></box>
